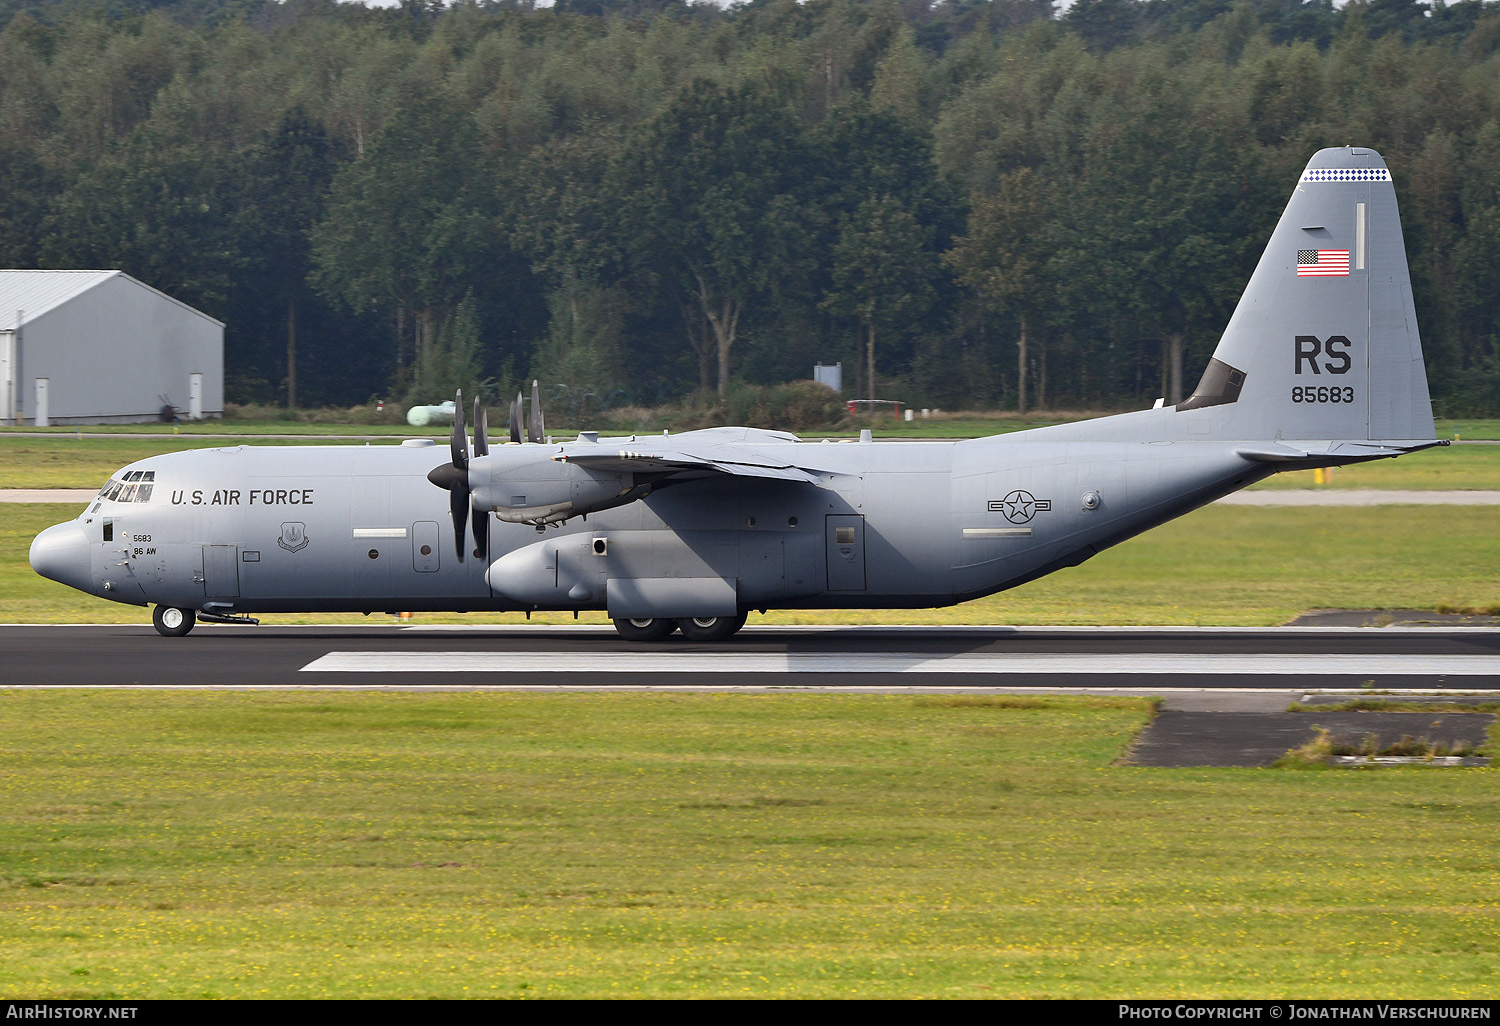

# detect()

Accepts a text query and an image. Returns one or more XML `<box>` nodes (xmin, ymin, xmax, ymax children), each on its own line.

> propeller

<box><xmin>425</xmin><ymin>388</ymin><xmax>478</xmax><ymax>562</ymax></box>
<box><xmin>430</xmin><ymin>387</ymin><xmax>539</xmax><ymax>560</ymax></box>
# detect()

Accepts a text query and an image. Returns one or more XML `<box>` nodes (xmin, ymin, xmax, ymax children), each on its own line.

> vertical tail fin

<box><xmin>1181</xmin><ymin>146</ymin><xmax>1435</xmax><ymax>444</ymax></box>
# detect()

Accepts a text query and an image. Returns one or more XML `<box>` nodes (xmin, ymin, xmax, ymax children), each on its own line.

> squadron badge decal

<box><xmin>278</xmin><ymin>522</ymin><xmax>309</xmax><ymax>553</ymax></box>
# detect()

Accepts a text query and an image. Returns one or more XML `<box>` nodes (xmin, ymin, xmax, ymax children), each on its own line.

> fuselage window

<box><xmin>136</xmin><ymin>484</ymin><xmax>153</xmax><ymax>502</ymax></box>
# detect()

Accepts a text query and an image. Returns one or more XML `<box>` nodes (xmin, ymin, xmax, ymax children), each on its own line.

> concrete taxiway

<box><xmin>3</xmin><ymin>624</ymin><xmax>1497</xmax><ymax>693</ymax></box>
<box><xmin>5</xmin><ymin>624</ymin><xmax>1496</xmax><ymax>767</ymax></box>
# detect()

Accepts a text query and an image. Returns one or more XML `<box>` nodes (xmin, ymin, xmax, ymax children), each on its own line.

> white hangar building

<box><xmin>0</xmin><ymin>270</ymin><xmax>224</xmax><ymax>425</ymax></box>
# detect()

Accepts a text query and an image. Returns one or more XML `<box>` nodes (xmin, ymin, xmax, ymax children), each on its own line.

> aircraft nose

<box><xmin>30</xmin><ymin>521</ymin><xmax>92</xmax><ymax>592</ymax></box>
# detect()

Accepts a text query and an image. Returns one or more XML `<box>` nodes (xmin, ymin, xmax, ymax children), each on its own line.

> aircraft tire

<box><xmin>676</xmin><ymin>612</ymin><xmax>748</xmax><ymax>642</ymax></box>
<box><xmin>152</xmin><ymin>605</ymin><xmax>196</xmax><ymax>638</ymax></box>
<box><xmin>612</xmin><ymin>617</ymin><xmax>678</xmax><ymax>642</ymax></box>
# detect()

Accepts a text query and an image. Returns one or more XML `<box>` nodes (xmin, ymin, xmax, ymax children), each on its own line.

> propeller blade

<box><xmin>471</xmin><ymin>504</ymin><xmax>488</xmax><ymax>560</ymax></box>
<box><xmin>449</xmin><ymin>390</ymin><xmax>470</xmax><ymax>561</ymax></box>
<box><xmin>527</xmin><ymin>379</ymin><xmax>544</xmax><ymax>444</ymax></box>
<box><xmin>508</xmin><ymin>391</ymin><xmax>523</xmax><ymax>444</ymax></box>
<box><xmin>473</xmin><ymin>397</ymin><xmax>489</xmax><ymax>458</ymax></box>
<box><xmin>450</xmin><ymin>486</ymin><xmax>468</xmax><ymax>562</ymax></box>
<box><xmin>451</xmin><ymin>389</ymin><xmax>468</xmax><ymax>472</ymax></box>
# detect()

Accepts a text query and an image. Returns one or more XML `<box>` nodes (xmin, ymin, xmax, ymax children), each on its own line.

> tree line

<box><xmin>2</xmin><ymin>0</ymin><xmax>1498</xmax><ymax>418</ymax></box>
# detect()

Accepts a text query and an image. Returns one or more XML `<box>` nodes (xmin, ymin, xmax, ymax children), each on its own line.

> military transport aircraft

<box><xmin>31</xmin><ymin>147</ymin><xmax>1442</xmax><ymax>641</ymax></box>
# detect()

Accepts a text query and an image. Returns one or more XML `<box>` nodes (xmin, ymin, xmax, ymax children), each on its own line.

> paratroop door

<box><xmin>825</xmin><ymin>515</ymin><xmax>866</xmax><ymax>591</ymax></box>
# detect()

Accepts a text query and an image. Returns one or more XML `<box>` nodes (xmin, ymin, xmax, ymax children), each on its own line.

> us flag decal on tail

<box><xmin>1296</xmin><ymin>249</ymin><xmax>1350</xmax><ymax>276</ymax></box>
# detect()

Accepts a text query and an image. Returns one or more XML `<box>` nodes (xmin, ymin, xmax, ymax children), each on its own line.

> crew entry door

<box><xmin>203</xmin><ymin>544</ymin><xmax>239</xmax><ymax>600</ymax></box>
<box><xmin>825</xmin><ymin>514</ymin><xmax>866</xmax><ymax>591</ymax></box>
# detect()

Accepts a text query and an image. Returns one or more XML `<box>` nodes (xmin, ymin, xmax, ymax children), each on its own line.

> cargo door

<box><xmin>825</xmin><ymin>514</ymin><xmax>866</xmax><ymax>591</ymax></box>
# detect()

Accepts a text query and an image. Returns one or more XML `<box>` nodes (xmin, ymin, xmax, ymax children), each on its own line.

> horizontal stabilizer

<box><xmin>1237</xmin><ymin>439</ymin><xmax>1449</xmax><ymax>464</ymax></box>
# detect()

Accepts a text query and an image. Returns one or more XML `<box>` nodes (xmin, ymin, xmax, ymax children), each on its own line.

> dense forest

<box><xmin>2</xmin><ymin>0</ymin><xmax>1499</xmax><ymax>417</ymax></box>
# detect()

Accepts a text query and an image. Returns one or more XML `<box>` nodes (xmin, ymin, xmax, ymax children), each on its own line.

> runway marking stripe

<box><xmin>299</xmin><ymin>652</ymin><xmax>1500</xmax><ymax>675</ymax></box>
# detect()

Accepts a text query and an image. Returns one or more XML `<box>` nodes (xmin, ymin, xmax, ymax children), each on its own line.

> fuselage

<box><xmin>29</xmin><ymin>412</ymin><xmax>1273</xmax><ymax>618</ymax></box>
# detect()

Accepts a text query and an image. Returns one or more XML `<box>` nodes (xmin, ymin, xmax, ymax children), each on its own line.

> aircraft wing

<box><xmin>551</xmin><ymin>443</ymin><xmax>821</xmax><ymax>484</ymax></box>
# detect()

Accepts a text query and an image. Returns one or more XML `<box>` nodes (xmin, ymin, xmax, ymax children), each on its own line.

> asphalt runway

<box><xmin>4</xmin><ymin>623</ymin><xmax>1499</xmax><ymax>692</ymax></box>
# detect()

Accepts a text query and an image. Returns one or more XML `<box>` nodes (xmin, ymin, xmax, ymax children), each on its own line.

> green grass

<box><xmin>6</xmin><ymin>502</ymin><xmax>1498</xmax><ymax>625</ymax></box>
<box><xmin>0</xmin><ymin>691</ymin><xmax>1495</xmax><ymax>999</ymax></box>
<box><xmin>1293</xmin><ymin>700</ymin><xmax>1500</xmax><ymax>713</ymax></box>
<box><xmin>1249</xmin><ymin>441</ymin><xmax>1500</xmax><ymax>491</ymax></box>
<box><xmin>0</xmin><ymin>421</ymin><xmax>444</xmax><ymax>437</ymax></box>
<box><xmin>4</xmin><ymin>428</ymin><xmax>1496</xmax><ymax>490</ymax></box>
<box><xmin>1438</xmin><ymin>418</ymin><xmax>1500</xmax><ymax>441</ymax></box>
<box><xmin>0</xmin><ymin>437</ymin><xmax>362</xmax><ymax>490</ymax></box>
<box><xmin>6</xmin><ymin>413</ymin><xmax>1497</xmax><ymax>439</ymax></box>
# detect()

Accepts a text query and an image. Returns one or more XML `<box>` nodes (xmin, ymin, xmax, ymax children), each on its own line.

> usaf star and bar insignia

<box><xmin>988</xmin><ymin>490</ymin><xmax>1052</xmax><ymax>524</ymax></box>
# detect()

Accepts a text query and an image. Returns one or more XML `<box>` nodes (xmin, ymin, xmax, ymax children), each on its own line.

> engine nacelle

<box><xmin>470</xmin><ymin>456</ymin><xmax>645</xmax><ymax>526</ymax></box>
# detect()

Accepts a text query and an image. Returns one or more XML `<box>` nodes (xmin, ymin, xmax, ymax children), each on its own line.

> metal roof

<box><xmin>0</xmin><ymin>270</ymin><xmax>122</xmax><ymax>330</ymax></box>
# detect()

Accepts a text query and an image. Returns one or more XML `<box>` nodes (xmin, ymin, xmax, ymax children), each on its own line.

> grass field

<box><xmin>1248</xmin><ymin>441</ymin><xmax>1500</xmax><ymax>490</ymax></box>
<box><xmin>6</xmin><ymin>501</ymin><xmax>1499</xmax><ymax>625</ymax></box>
<box><xmin>3</xmin><ymin>413</ymin><xmax>1494</xmax><ymax>439</ymax></box>
<box><xmin>0</xmin><ymin>691</ymin><xmax>1495</xmax><ymax>999</ymax></box>
<box><xmin>2</xmin><ymin>431</ymin><xmax>1496</xmax><ymax>490</ymax></box>
<box><xmin>3</xmin><ymin>426</ymin><xmax>1498</xmax><ymax>1001</ymax></box>
<box><xmin>0</xmin><ymin>437</ymin><xmax>360</xmax><ymax>490</ymax></box>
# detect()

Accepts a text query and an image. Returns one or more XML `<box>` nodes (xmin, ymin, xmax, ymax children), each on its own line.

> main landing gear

<box><xmin>152</xmin><ymin>604</ymin><xmax>196</xmax><ymax>637</ymax></box>
<box><xmin>611</xmin><ymin>612</ymin><xmax>748</xmax><ymax>643</ymax></box>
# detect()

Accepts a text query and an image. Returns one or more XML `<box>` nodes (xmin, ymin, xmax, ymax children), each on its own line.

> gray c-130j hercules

<box><xmin>31</xmin><ymin>147</ymin><xmax>1443</xmax><ymax>641</ymax></box>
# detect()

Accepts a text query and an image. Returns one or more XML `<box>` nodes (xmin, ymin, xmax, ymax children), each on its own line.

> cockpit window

<box><xmin>97</xmin><ymin>471</ymin><xmax>156</xmax><ymax>503</ymax></box>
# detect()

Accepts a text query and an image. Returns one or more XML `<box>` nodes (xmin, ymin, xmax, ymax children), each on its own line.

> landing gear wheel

<box><xmin>612</xmin><ymin>617</ymin><xmax>678</xmax><ymax>642</ymax></box>
<box><xmin>676</xmin><ymin>612</ymin><xmax>748</xmax><ymax>642</ymax></box>
<box><xmin>152</xmin><ymin>605</ymin><xmax>196</xmax><ymax>637</ymax></box>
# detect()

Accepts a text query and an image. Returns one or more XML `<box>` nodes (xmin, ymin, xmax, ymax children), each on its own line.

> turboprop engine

<box><xmin>469</xmin><ymin>458</ymin><xmax>649</xmax><ymax>528</ymax></box>
<box><xmin>426</xmin><ymin>384</ymin><xmax>653</xmax><ymax>562</ymax></box>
